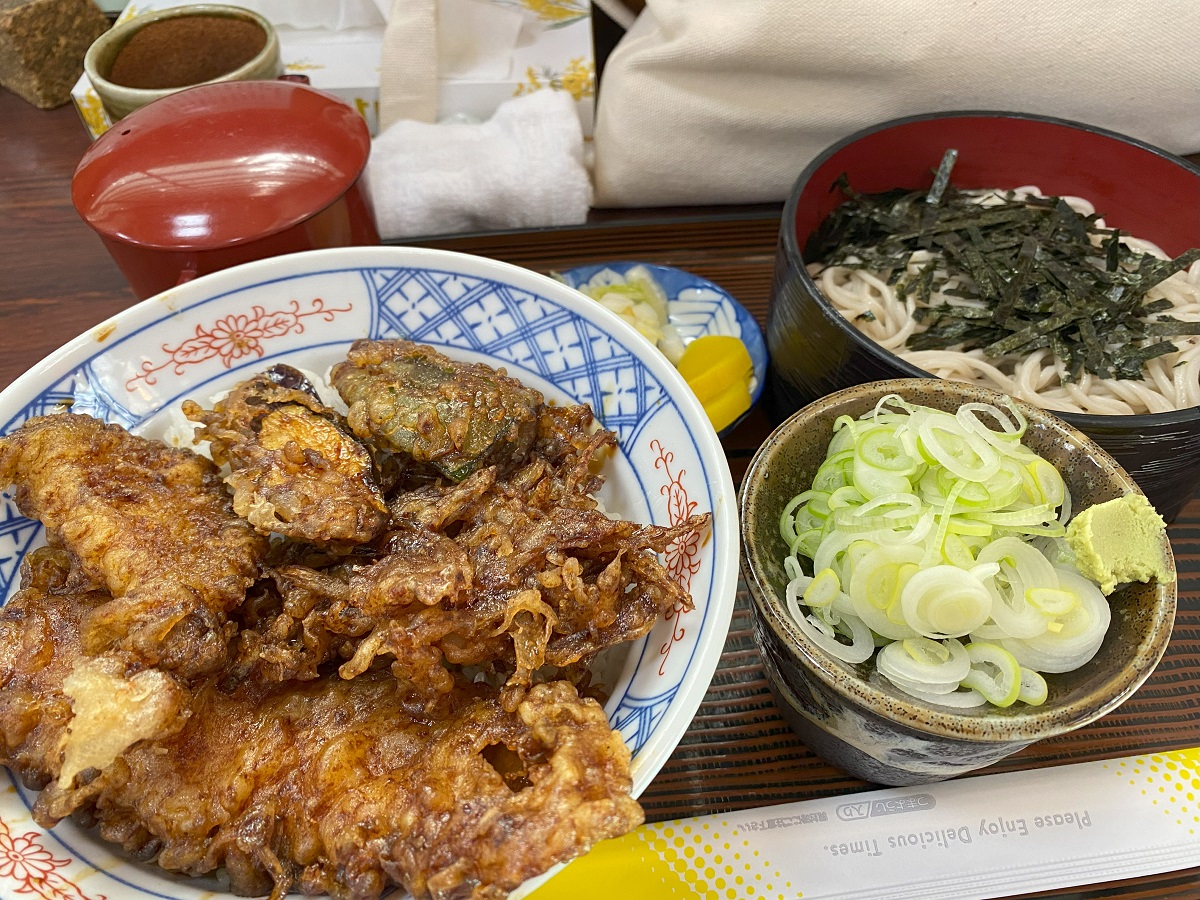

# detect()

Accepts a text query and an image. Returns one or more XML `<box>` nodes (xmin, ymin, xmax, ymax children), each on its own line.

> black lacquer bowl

<box><xmin>766</xmin><ymin>111</ymin><xmax>1200</xmax><ymax>522</ymax></box>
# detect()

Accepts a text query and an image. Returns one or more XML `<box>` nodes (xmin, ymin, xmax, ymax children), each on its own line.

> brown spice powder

<box><xmin>107</xmin><ymin>16</ymin><xmax>267</xmax><ymax>90</ymax></box>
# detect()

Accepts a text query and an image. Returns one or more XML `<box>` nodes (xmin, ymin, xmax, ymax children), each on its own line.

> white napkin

<box><xmin>367</xmin><ymin>89</ymin><xmax>593</xmax><ymax>240</ymax></box>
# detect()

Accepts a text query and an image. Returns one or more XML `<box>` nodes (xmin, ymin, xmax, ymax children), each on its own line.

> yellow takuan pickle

<box><xmin>677</xmin><ymin>335</ymin><xmax>753</xmax><ymax>431</ymax></box>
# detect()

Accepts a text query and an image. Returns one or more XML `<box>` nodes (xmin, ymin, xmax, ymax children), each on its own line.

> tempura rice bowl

<box><xmin>0</xmin><ymin>246</ymin><xmax>740</xmax><ymax>899</ymax></box>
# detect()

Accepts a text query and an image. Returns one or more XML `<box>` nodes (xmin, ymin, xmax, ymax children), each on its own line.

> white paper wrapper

<box><xmin>438</xmin><ymin>0</ymin><xmax>524</xmax><ymax>79</ymax></box>
<box><xmin>518</xmin><ymin>747</ymin><xmax>1200</xmax><ymax>900</ymax></box>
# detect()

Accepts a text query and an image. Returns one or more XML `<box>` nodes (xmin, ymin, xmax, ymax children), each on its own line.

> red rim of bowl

<box><xmin>780</xmin><ymin>109</ymin><xmax>1200</xmax><ymax>431</ymax></box>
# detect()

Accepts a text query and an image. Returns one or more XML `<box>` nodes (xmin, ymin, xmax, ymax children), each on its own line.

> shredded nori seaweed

<box><xmin>807</xmin><ymin>156</ymin><xmax>1200</xmax><ymax>382</ymax></box>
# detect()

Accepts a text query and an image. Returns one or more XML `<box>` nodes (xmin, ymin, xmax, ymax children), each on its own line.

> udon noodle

<box><xmin>809</xmin><ymin>188</ymin><xmax>1200</xmax><ymax>415</ymax></box>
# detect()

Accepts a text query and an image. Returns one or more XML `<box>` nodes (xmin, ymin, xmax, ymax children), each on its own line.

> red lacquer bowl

<box><xmin>72</xmin><ymin>79</ymin><xmax>379</xmax><ymax>300</ymax></box>
<box><xmin>766</xmin><ymin>111</ymin><xmax>1200</xmax><ymax>522</ymax></box>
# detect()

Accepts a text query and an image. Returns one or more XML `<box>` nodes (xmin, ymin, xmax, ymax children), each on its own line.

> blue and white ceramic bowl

<box><xmin>557</xmin><ymin>262</ymin><xmax>769</xmax><ymax>434</ymax></box>
<box><xmin>0</xmin><ymin>246</ymin><xmax>739</xmax><ymax>900</ymax></box>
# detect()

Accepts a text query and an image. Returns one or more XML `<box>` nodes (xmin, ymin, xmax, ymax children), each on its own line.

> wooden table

<box><xmin>2</xmin><ymin>87</ymin><xmax>1198</xmax><ymax>899</ymax></box>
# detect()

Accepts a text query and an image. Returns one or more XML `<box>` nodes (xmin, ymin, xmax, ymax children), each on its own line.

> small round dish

<box><xmin>83</xmin><ymin>4</ymin><xmax>283</xmax><ymax>121</ymax></box>
<box><xmin>557</xmin><ymin>261</ymin><xmax>768</xmax><ymax>435</ymax></box>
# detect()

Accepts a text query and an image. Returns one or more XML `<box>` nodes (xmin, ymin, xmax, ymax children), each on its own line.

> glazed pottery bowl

<box><xmin>767</xmin><ymin>110</ymin><xmax>1200</xmax><ymax>523</ymax></box>
<box><xmin>83</xmin><ymin>3</ymin><xmax>283</xmax><ymax>121</ymax></box>
<box><xmin>0</xmin><ymin>246</ymin><xmax>739</xmax><ymax>898</ymax></box>
<box><xmin>739</xmin><ymin>378</ymin><xmax>1176</xmax><ymax>786</ymax></box>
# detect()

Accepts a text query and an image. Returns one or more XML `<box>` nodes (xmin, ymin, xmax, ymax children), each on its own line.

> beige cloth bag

<box><xmin>593</xmin><ymin>0</ymin><xmax>1200</xmax><ymax>207</ymax></box>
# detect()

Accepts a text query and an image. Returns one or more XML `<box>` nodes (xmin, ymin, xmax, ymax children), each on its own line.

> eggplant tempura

<box><xmin>0</xmin><ymin>339</ymin><xmax>712</xmax><ymax>900</ymax></box>
<box><xmin>331</xmin><ymin>339</ymin><xmax>543</xmax><ymax>481</ymax></box>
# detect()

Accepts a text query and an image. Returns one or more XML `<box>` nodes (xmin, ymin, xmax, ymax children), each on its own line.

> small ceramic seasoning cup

<box><xmin>83</xmin><ymin>4</ymin><xmax>282</xmax><ymax>121</ymax></box>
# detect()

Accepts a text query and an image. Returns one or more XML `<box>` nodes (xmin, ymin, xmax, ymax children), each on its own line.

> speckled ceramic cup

<box><xmin>739</xmin><ymin>378</ymin><xmax>1177</xmax><ymax>786</ymax></box>
<box><xmin>83</xmin><ymin>4</ymin><xmax>282</xmax><ymax>121</ymax></box>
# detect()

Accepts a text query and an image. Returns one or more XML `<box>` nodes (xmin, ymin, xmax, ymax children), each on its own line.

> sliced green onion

<box><xmin>917</xmin><ymin>413</ymin><xmax>1001</xmax><ymax>482</ymax></box>
<box><xmin>813</xmin><ymin>531</ymin><xmax>856</xmax><ymax>581</ymax></box>
<box><xmin>775</xmin><ymin>396</ymin><xmax>1113</xmax><ymax>711</ymax></box>
<box><xmin>785</xmin><ymin>575</ymin><xmax>875</xmax><ymax>664</ymax></box>
<box><xmin>783</xmin><ymin>555</ymin><xmax>805</xmax><ymax>581</ymax></box>
<box><xmin>975</xmin><ymin>537</ymin><xmax>1058</xmax><ymax>639</ymax></box>
<box><xmin>804</xmin><ymin>568</ymin><xmax>842</xmax><ymax>609</ymax></box>
<box><xmin>1017</xmin><ymin>667</ymin><xmax>1049</xmax><ymax>706</ymax></box>
<box><xmin>922</xmin><ymin>479</ymin><xmax>966</xmax><ymax>568</ymax></box>
<box><xmin>965</xmin><ymin>504</ymin><xmax>1059</xmax><ymax>528</ymax></box>
<box><xmin>852</xmin><ymin>457</ymin><xmax>914</xmax><ymax>498</ymax></box>
<box><xmin>813</xmin><ymin>449</ymin><xmax>856</xmax><ymax>492</ymax></box>
<box><xmin>882</xmin><ymin>670</ymin><xmax>963</xmax><ymax>695</ymax></box>
<box><xmin>1026</xmin><ymin>457</ymin><xmax>1066</xmax><ymax>508</ymax></box>
<box><xmin>900</xmin><ymin>564</ymin><xmax>993</xmax><ymax>639</ymax></box>
<box><xmin>940</xmin><ymin>532</ymin><xmax>976</xmax><ymax>568</ymax></box>
<box><xmin>848</xmin><ymin>544</ymin><xmax>922</xmax><ymax>641</ymax></box>
<box><xmin>877</xmin><ymin>637</ymin><xmax>970</xmax><ymax>687</ymax></box>
<box><xmin>868</xmin><ymin>393</ymin><xmax>917</xmax><ymax>420</ymax></box>
<box><xmin>1026</xmin><ymin>587</ymin><xmax>1078</xmax><ymax>616</ymax></box>
<box><xmin>891</xmin><ymin>682</ymin><xmax>988</xmax><ymax>708</ymax></box>
<box><xmin>955</xmin><ymin>399</ymin><xmax>1027</xmax><ymax>449</ymax></box>
<box><xmin>961</xmin><ymin>642</ymin><xmax>1022</xmax><ymax>708</ymax></box>
<box><xmin>945</xmin><ymin>517</ymin><xmax>994</xmax><ymax>537</ymax></box>
<box><xmin>790</xmin><ymin>528</ymin><xmax>823</xmax><ymax>559</ymax></box>
<box><xmin>828</xmin><ymin>484</ymin><xmax>867</xmax><ymax>510</ymax></box>
<box><xmin>999</xmin><ymin>566</ymin><xmax>1110</xmax><ymax>673</ymax></box>
<box><xmin>858</xmin><ymin>427</ymin><xmax>919</xmax><ymax>474</ymax></box>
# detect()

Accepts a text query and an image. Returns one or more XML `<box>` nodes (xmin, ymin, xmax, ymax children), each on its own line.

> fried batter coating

<box><xmin>104</xmin><ymin>676</ymin><xmax>640</xmax><ymax>900</ymax></box>
<box><xmin>0</xmin><ymin>548</ymin><xmax>190</xmax><ymax>824</ymax></box>
<box><xmin>184</xmin><ymin>364</ymin><xmax>389</xmax><ymax>546</ymax></box>
<box><xmin>2</xmin><ymin>577</ymin><xmax>642</xmax><ymax>900</ymax></box>
<box><xmin>230</xmin><ymin>401</ymin><xmax>708</xmax><ymax>702</ymax></box>
<box><xmin>0</xmin><ymin>414</ymin><xmax>267</xmax><ymax>675</ymax></box>
<box><xmin>0</xmin><ymin>349</ymin><xmax>702</xmax><ymax>899</ymax></box>
<box><xmin>261</xmin><ymin>462</ymin><xmax>707</xmax><ymax>703</ymax></box>
<box><xmin>0</xmin><ymin>548</ymin><xmax>98</xmax><ymax>795</ymax></box>
<box><xmin>331</xmin><ymin>340</ymin><xmax>542</xmax><ymax>481</ymax></box>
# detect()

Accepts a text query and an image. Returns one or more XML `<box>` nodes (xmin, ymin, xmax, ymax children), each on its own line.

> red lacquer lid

<box><xmin>72</xmin><ymin>80</ymin><xmax>371</xmax><ymax>251</ymax></box>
